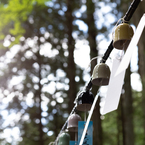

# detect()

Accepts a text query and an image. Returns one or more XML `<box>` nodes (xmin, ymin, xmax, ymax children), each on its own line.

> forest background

<box><xmin>0</xmin><ymin>0</ymin><xmax>145</xmax><ymax>145</ymax></box>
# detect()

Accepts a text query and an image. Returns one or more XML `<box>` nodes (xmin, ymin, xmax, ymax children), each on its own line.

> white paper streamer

<box><xmin>101</xmin><ymin>59</ymin><xmax>126</xmax><ymax>115</ymax></box>
<box><xmin>115</xmin><ymin>13</ymin><xmax>145</xmax><ymax>76</ymax></box>
<box><xmin>101</xmin><ymin>13</ymin><xmax>145</xmax><ymax>115</ymax></box>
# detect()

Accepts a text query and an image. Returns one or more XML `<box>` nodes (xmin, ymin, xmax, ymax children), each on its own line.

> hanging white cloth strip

<box><xmin>101</xmin><ymin>58</ymin><xmax>126</xmax><ymax>115</ymax></box>
<box><xmin>115</xmin><ymin>13</ymin><xmax>145</xmax><ymax>76</ymax></box>
<box><xmin>79</xmin><ymin>92</ymin><xmax>99</xmax><ymax>145</ymax></box>
<box><xmin>101</xmin><ymin>13</ymin><xmax>145</xmax><ymax>115</ymax></box>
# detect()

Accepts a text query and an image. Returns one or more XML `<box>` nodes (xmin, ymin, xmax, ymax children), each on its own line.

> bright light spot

<box><xmin>130</xmin><ymin>46</ymin><xmax>138</xmax><ymax>72</ymax></box>
<box><xmin>64</xmin><ymin>51</ymin><xmax>68</xmax><ymax>57</ymax></box>
<box><xmin>74</xmin><ymin>40</ymin><xmax>90</xmax><ymax>69</ymax></box>
<box><xmin>51</xmin><ymin>101</ymin><xmax>56</xmax><ymax>106</ymax></box>
<box><xmin>3</xmin><ymin>90</ymin><xmax>9</xmax><ymax>96</ymax></box>
<box><xmin>5</xmin><ymin>45</ymin><xmax>20</xmax><ymax>60</ymax></box>
<box><xmin>131</xmin><ymin>73</ymin><xmax>142</xmax><ymax>91</ymax></box>
<box><xmin>35</xmin><ymin>119</ymin><xmax>40</xmax><ymax>124</ymax></box>
<box><xmin>96</xmin><ymin>2</ymin><xmax>116</xmax><ymax>29</ymax></box>
<box><xmin>105</xmin><ymin>13</ymin><xmax>116</xmax><ymax>26</ymax></box>
<box><xmin>98</xmin><ymin>39</ymin><xmax>109</xmax><ymax>56</ymax></box>
<box><xmin>45</xmin><ymin>1</ymin><xmax>54</xmax><ymax>7</ymax></box>
<box><xmin>3</xmin><ymin>92</ymin><xmax>15</xmax><ymax>104</ymax></box>
<box><xmin>1</xmin><ymin>110</ymin><xmax>8</xmax><ymax>119</ymax></box>
<box><xmin>33</xmin><ymin>62</ymin><xmax>39</xmax><ymax>69</ymax></box>
<box><xmin>47</xmin><ymin>131</ymin><xmax>54</xmax><ymax>136</ymax></box>
<box><xmin>42</xmin><ymin>95</ymin><xmax>50</xmax><ymax>106</ymax></box>
<box><xmin>41</xmin><ymin>118</ymin><xmax>47</xmax><ymax>125</ymax></box>
<box><xmin>80</xmin><ymin>5</ymin><xmax>86</xmax><ymax>13</ymax></box>
<box><xmin>64</xmin><ymin>78</ymin><xmax>69</xmax><ymax>84</ymax></box>
<box><xmin>25</xmin><ymin>50</ymin><xmax>33</xmax><ymax>58</ymax></box>
<box><xmin>2</xmin><ymin>113</ymin><xmax>19</xmax><ymax>127</ymax></box>
<box><xmin>56</xmin><ymin>69</ymin><xmax>66</xmax><ymax>78</ymax></box>
<box><xmin>42</xmin><ymin>112</ymin><xmax>48</xmax><ymax>117</ymax></box>
<box><xmin>75</xmin><ymin>12</ymin><xmax>81</xmax><ymax>18</ymax></box>
<box><xmin>44</xmin><ymin>32</ymin><xmax>50</xmax><ymax>39</ymax></box>
<box><xmin>83</xmin><ymin>73</ymin><xmax>90</xmax><ymax>82</ymax></box>
<box><xmin>56</xmin><ymin>97</ymin><xmax>63</xmax><ymax>103</ymax></box>
<box><xmin>27</xmin><ymin>39</ymin><xmax>34</xmax><ymax>47</ymax></box>
<box><xmin>40</xmin><ymin>37</ymin><xmax>45</xmax><ymax>42</ymax></box>
<box><xmin>43</xmin><ymin>81</ymin><xmax>56</xmax><ymax>94</ymax></box>
<box><xmin>26</xmin><ymin>92</ymin><xmax>34</xmax><ymax>107</ymax></box>
<box><xmin>55</xmin><ymin>92</ymin><xmax>64</xmax><ymax>103</ymax></box>
<box><xmin>56</xmin><ymin>82</ymin><xmax>64</xmax><ymax>90</ymax></box>
<box><xmin>3</xmin><ymin>40</ymin><xmax>11</xmax><ymax>47</ymax></box>
<box><xmin>100</xmin><ymin>115</ymin><xmax>105</xmax><ymax>120</ymax></box>
<box><xmin>64</xmin><ymin>84</ymin><xmax>69</xmax><ymax>91</ymax></box>
<box><xmin>75</xmin><ymin>76</ymin><xmax>80</xmax><ymax>82</ymax></box>
<box><xmin>99</xmin><ymin>86</ymin><xmax>108</xmax><ymax>97</ymax></box>
<box><xmin>12</xmin><ymin>127</ymin><xmax>20</xmax><ymax>139</ymax></box>
<box><xmin>41</xmin><ymin>78</ymin><xmax>48</xmax><ymax>85</ymax></box>
<box><xmin>101</xmin><ymin>5</ymin><xmax>112</xmax><ymax>14</ymax></box>
<box><xmin>3</xmin><ymin>128</ymin><xmax>12</xmax><ymax>142</ymax></box>
<box><xmin>52</xmin><ymin>109</ymin><xmax>57</xmax><ymax>114</ymax></box>
<box><xmin>43</xmin><ymin>127</ymin><xmax>48</xmax><ymax>132</ymax></box>
<box><xmin>62</xmin><ymin>42</ymin><xmax>68</xmax><ymax>49</ymax></box>
<box><xmin>63</xmin><ymin>113</ymin><xmax>69</xmax><ymax>118</ymax></box>
<box><xmin>41</xmin><ymin>102</ymin><xmax>48</xmax><ymax>112</ymax></box>
<box><xmin>22</xmin><ymin>114</ymin><xmax>29</xmax><ymax>121</ymax></box>
<box><xmin>10</xmin><ymin>76</ymin><xmax>24</xmax><ymax>86</ymax></box>
<box><xmin>32</xmin><ymin>76</ymin><xmax>39</xmax><ymax>83</ymax></box>
<box><xmin>49</xmin><ymin>115</ymin><xmax>54</xmax><ymax>120</ymax></box>
<box><xmin>40</xmin><ymin>43</ymin><xmax>59</xmax><ymax>57</ymax></box>
<box><xmin>75</xmin><ymin>20</ymin><xmax>88</xmax><ymax>32</ymax></box>
<box><xmin>20</xmin><ymin>36</ymin><xmax>25</xmax><ymax>41</ymax></box>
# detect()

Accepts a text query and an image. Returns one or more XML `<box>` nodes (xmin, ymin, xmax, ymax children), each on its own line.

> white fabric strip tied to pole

<box><xmin>101</xmin><ymin>58</ymin><xmax>126</xmax><ymax>115</ymax></box>
<box><xmin>115</xmin><ymin>13</ymin><xmax>145</xmax><ymax>76</ymax></box>
<box><xmin>101</xmin><ymin>13</ymin><xmax>145</xmax><ymax>115</ymax></box>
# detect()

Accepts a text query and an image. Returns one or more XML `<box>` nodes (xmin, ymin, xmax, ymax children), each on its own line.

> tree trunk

<box><xmin>66</xmin><ymin>0</ymin><xmax>77</xmax><ymax>113</ymax></box>
<box><xmin>132</xmin><ymin>1</ymin><xmax>145</xmax><ymax>143</ymax></box>
<box><xmin>117</xmin><ymin>102</ymin><xmax>123</xmax><ymax>145</ymax></box>
<box><xmin>121</xmin><ymin>66</ymin><xmax>134</xmax><ymax>145</ymax></box>
<box><xmin>65</xmin><ymin>0</ymin><xmax>77</xmax><ymax>141</ymax></box>
<box><xmin>86</xmin><ymin>0</ymin><xmax>102</xmax><ymax>144</ymax></box>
